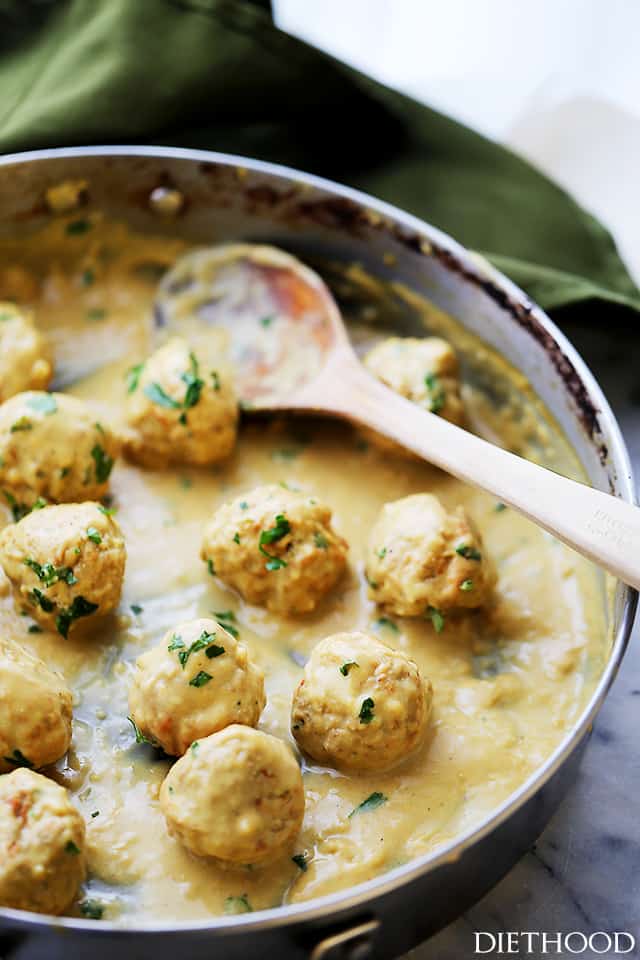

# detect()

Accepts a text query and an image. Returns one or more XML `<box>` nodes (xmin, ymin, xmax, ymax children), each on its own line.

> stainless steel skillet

<box><xmin>0</xmin><ymin>146</ymin><xmax>635</xmax><ymax>960</ymax></box>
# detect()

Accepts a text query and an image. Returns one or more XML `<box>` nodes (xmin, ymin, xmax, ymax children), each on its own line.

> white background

<box><xmin>274</xmin><ymin>0</ymin><xmax>640</xmax><ymax>282</ymax></box>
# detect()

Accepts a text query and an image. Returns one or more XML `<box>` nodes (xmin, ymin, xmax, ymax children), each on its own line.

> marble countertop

<box><xmin>414</xmin><ymin>318</ymin><xmax>640</xmax><ymax>958</ymax></box>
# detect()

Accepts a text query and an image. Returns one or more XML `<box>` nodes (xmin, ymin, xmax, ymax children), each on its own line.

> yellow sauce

<box><xmin>0</xmin><ymin>219</ymin><xmax>607</xmax><ymax>923</ymax></box>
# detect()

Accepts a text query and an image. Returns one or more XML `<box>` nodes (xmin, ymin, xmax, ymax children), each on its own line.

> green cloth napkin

<box><xmin>1</xmin><ymin>0</ymin><xmax>638</xmax><ymax>316</ymax></box>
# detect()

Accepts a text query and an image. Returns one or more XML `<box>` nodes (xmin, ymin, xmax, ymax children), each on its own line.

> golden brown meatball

<box><xmin>365</xmin><ymin>493</ymin><xmax>495</xmax><ymax>617</ymax></box>
<box><xmin>0</xmin><ymin>768</ymin><xmax>86</xmax><ymax>914</ymax></box>
<box><xmin>291</xmin><ymin>632</ymin><xmax>431</xmax><ymax>773</ymax></box>
<box><xmin>128</xmin><ymin>617</ymin><xmax>265</xmax><ymax>755</ymax></box>
<box><xmin>123</xmin><ymin>336</ymin><xmax>238</xmax><ymax>468</ymax></box>
<box><xmin>160</xmin><ymin>725</ymin><xmax>304</xmax><ymax>866</ymax></box>
<box><xmin>201</xmin><ymin>484</ymin><xmax>348</xmax><ymax>616</ymax></box>
<box><xmin>0</xmin><ymin>637</ymin><xmax>72</xmax><ymax>773</ymax></box>
<box><xmin>0</xmin><ymin>303</ymin><xmax>52</xmax><ymax>403</ymax></box>
<box><xmin>0</xmin><ymin>392</ymin><xmax>119</xmax><ymax>516</ymax></box>
<box><xmin>364</xmin><ymin>336</ymin><xmax>465</xmax><ymax>425</ymax></box>
<box><xmin>0</xmin><ymin>501</ymin><xmax>126</xmax><ymax>637</ymax></box>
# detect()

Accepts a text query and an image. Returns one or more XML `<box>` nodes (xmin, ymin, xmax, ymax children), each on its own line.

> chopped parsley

<box><xmin>98</xmin><ymin>504</ymin><xmax>116</xmax><ymax>516</ymax></box>
<box><xmin>127</xmin><ymin>715</ymin><xmax>156</xmax><ymax>746</ymax></box>
<box><xmin>495</xmin><ymin>502</ymin><xmax>507</xmax><ymax>512</ymax></box>
<box><xmin>56</xmin><ymin>595</ymin><xmax>99</xmax><ymax>638</ymax></box>
<box><xmin>3</xmin><ymin>491</ymin><xmax>30</xmax><ymax>522</ymax></box>
<box><xmin>66</xmin><ymin>219</ymin><xmax>91</xmax><ymax>236</ymax></box>
<box><xmin>86</xmin><ymin>308</ymin><xmax>106</xmax><ymax>322</ymax></box>
<box><xmin>81</xmin><ymin>268</ymin><xmax>95</xmax><ymax>286</ymax></box>
<box><xmin>130</xmin><ymin>603</ymin><xmax>143</xmax><ymax>615</ymax></box>
<box><xmin>125</xmin><ymin>362</ymin><xmax>145</xmax><ymax>394</ymax></box>
<box><xmin>27</xmin><ymin>624</ymin><xmax>42</xmax><ymax>634</ymax></box>
<box><xmin>260</xmin><ymin>315</ymin><xmax>275</xmax><ymax>328</ymax></box>
<box><xmin>460</xmin><ymin>579</ymin><xmax>474</xmax><ymax>592</ymax></box>
<box><xmin>191</xmin><ymin>741</ymin><xmax>199</xmax><ymax>755</ymax></box>
<box><xmin>259</xmin><ymin>513</ymin><xmax>290</xmax><ymax>570</ymax></box>
<box><xmin>358</xmin><ymin>697</ymin><xmax>375</xmax><ymax>724</ymax></box>
<box><xmin>91</xmin><ymin>444</ymin><xmax>114</xmax><ymax>484</ymax></box>
<box><xmin>426</xmin><ymin>606</ymin><xmax>445</xmax><ymax>633</ymax></box>
<box><xmin>424</xmin><ymin>373</ymin><xmax>446</xmax><ymax>414</ymax></box>
<box><xmin>314</xmin><ymin>531</ymin><xmax>329</xmax><ymax>550</ymax></box>
<box><xmin>144</xmin><ymin>352</ymin><xmax>204</xmax><ymax>424</ymax></box>
<box><xmin>207</xmin><ymin>558</ymin><xmax>216</xmax><ymax>576</ymax></box>
<box><xmin>80</xmin><ymin>899</ymin><xmax>104</xmax><ymax>920</ymax></box>
<box><xmin>233</xmin><ymin>532</ymin><xmax>241</xmax><ymax>544</ymax></box>
<box><xmin>455</xmin><ymin>544</ymin><xmax>482</xmax><ymax>561</ymax></box>
<box><xmin>10</xmin><ymin>416</ymin><xmax>32</xmax><ymax>433</ymax></box>
<box><xmin>26</xmin><ymin>394</ymin><xmax>57</xmax><ymax>416</ymax></box>
<box><xmin>210</xmin><ymin>371</ymin><xmax>220</xmax><ymax>391</ymax></box>
<box><xmin>65</xmin><ymin>840</ymin><xmax>81</xmax><ymax>856</ymax></box>
<box><xmin>181</xmin><ymin>352</ymin><xmax>204</xmax><ymax>410</ymax></box>
<box><xmin>91</xmin><ymin>810</ymin><xmax>100</xmax><ymax>818</ymax></box>
<box><xmin>376</xmin><ymin>547</ymin><xmax>387</xmax><ymax>559</ymax></box>
<box><xmin>24</xmin><ymin>557</ymin><xmax>78</xmax><ymax>587</ymax></box>
<box><xmin>339</xmin><ymin>661</ymin><xmax>358</xmax><ymax>677</ymax></box>
<box><xmin>86</xmin><ymin>526</ymin><xmax>102</xmax><ymax>545</ymax></box>
<box><xmin>3</xmin><ymin>748</ymin><xmax>33</xmax><ymax>769</ymax></box>
<box><xmin>224</xmin><ymin>895</ymin><xmax>252</xmax><ymax>915</ymax></box>
<box><xmin>31</xmin><ymin>588</ymin><xmax>55</xmax><ymax>613</ymax></box>
<box><xmin>374</xmin><ymin>617</ymin><xmax>398</xmax><ymax>633</ymax></box>
<box><xmin>348</xmin><ymin>792</ymin><xmax>387</xmax><ymax>817</ymax></box>
<box><xmin>171</xmin><ymin>629</ymin><xmax>222</xmax><ymax>668</ymax></box>
<box><xmin>144</xmin><ymin>382</ymin><xmax>180</xmax><ymax>409</ymax></box>
<box><xmin>291</xmin><ymin>853</ymin><xmax>309</xmax><ymax>872</ymax></box>
<box><xmin>189</xmin><ymin>670</ymin><xmax>213</xmax><ymax>687</ymax></box>
<box><xmin>239</xmin><ymin>501</ymin><xmax>249</xmax><ymax>510</ymax></box>
<box><xmin>365</xmin><ymin>572</ymin><xmax>378</xmax><ymax>590</ymax></box>
<box><xmin>213</xmin><ymin>609</ymin><xmax>239</xmax><ymax>638</ymax></box>
<box><xmin>205</xmin><ymin>644</ymin><xmax>225</xmax><ymax>659</ymax></box>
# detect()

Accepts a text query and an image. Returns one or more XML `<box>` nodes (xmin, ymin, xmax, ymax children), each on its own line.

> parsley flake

<box><xmin>259</xmin><ymin>513</ymin><xmax>290</xmax><ymax>570</ymax></box>
<box><xmin>455</xmin><ymin>544</ymin><xmax>482</xmax><ymax>561</ymax></box>
<box><xmin>56</xmin><ymin>596</ymin><xmax>99</xmax><ymax>637</ymax></box>
<box><xmin>3</xmin><ymin>748</ymin><xmax>33</xmax><ymax>769</ymax></box>
<box><xmin>339</xmin><ymin>661</ymin><xmax>358</xmax><ymax>677</ymax></box>
<box><xmin>224</xmin><ymin>895</ymin><xmax>252</xmax><ymax>915</ymax></box>
<box><xmin>349</xmin><ymin>792</ymin><xmax>387</xmax><ymax>817</ymax></box>
<box><xmin>358</xmin><ymin>697</ymin><xmax>375</xmax><ymax>724</ymax></box>
<box><xmin>91</xmin><ymin>444</ymin><xmax>114</xmax><ymax>484</ymax></box>
<box><xmin>426</xmin><ymin>606</ymin><xmax>445</xmax><ymax>633</ymax></box>
<box><xmin>189</xmin><ymin>670</ymin><xmax>213</xmax><ymax>688</ymax></box>
<box><xmin>86</xmin><ymin>526</ymin><xmax>102</xmax><ymax>545</ymax></box>
<box><xmin>125</xmin><ymin>362</ymin><xmax>145</xmax><ymax>394</ymax></box>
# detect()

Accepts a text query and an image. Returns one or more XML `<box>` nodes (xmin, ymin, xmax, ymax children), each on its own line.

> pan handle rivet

<box><xmin>310</xmin><ymin>919</ymin><xmax>379</xmax><ymax>960</ymax></box>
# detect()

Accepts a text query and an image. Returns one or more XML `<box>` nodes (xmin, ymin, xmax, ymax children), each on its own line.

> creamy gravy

<box><xmin>0</xmin><ymin>219</ymin><xmax>606</xmax><ymax>923</ymax></box>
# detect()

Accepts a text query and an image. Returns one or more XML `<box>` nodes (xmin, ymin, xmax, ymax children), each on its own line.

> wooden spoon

<box><xmin>154</xmin><ymin>243</ymin><xmax>640</xmax><ymax>590</ymax></box>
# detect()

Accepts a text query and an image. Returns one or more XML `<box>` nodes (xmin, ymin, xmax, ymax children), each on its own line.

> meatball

<box><xmin>123</xmin><ymin>336</ymin><xmax>238</xmax><ymax>467</ymax></box>
<box><xmin>160</xmin><ymin>725</ymin><xmax>304</xmax><ymax>865</ymax></box>
<box><xmin>0</xmin><ymin>303</ymin><xmax>52</xmax><ymax>403</ymax></box>
<box><xmin>291</xmin><ymin>632</ymin><xmax>431</xmax><ymax>772</ymax></box>
<box><xmin>364</xmin><ymin>336</ymin><xmax>464</xmax><ymax>426</ymax></box>
<box><xmin>365</xmin><ymin>493</ymin><xmax>495</xmax><ymax>617</ymax></box>
<box><xmin>0</xmin><ymin>392</ymin><xmax>119</xmax><ymax>515</ymax></box>
<box><xmin>0</xmin><ymin>768</ymin><xmax>86</xmax><ymax>914</ymax></box>
<box><xmin>128</xmin><ymin>617</ymin><xmax>265</xmax><ymax>755</ymax></box>
<box><xmin>0</xmin><ymin>637</ymin><xmax>72</xmax><ymax>773</ymax></box>
<box><xmin>0</xmin><ymin>501</ymin><xmax>126</xmax><ymax>637</ymax></box>
<box><xmin>201</xmin><ymin>484</ymin><xmax>348</xmax><ymax>615</ymax></box>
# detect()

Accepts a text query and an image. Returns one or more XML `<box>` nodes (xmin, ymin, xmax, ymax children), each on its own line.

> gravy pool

<box><xmin>0</xmin><ymin>219</ymin><xmax>607</xmax><ymax>923</ymax></box>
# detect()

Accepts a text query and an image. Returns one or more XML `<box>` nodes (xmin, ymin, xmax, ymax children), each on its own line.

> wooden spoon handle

<box><xmin>315</xmin><ymin>354</ymin><xmax>640</xmax><ymax>590</ymax></box>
